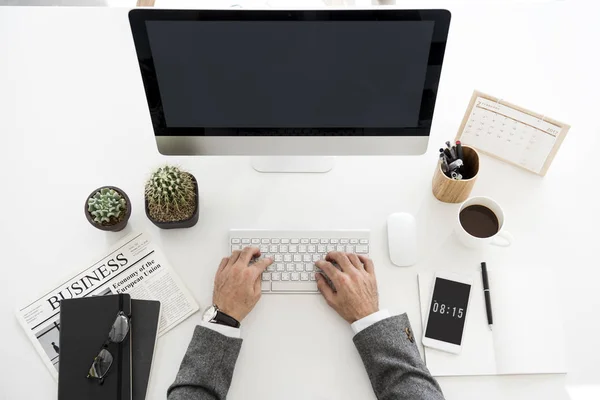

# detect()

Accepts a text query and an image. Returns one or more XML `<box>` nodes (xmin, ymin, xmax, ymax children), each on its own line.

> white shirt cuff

<box><xmin>351</xmin><ymin>309</ymin><xmax>391</xmax><ymax>335</ymax></box>
<box><xmin>200</xmin><ymin>321</ymin><xmax>241</xmax><ymax>339</ymax></box>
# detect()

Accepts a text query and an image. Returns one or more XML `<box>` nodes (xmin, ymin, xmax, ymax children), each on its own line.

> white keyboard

<box><xmin>229</xmin><ymin>230</ymin><xmax>370</xmax><ymax>293</ymax></box>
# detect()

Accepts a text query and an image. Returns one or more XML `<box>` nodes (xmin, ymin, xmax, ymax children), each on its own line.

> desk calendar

<box><xmin>456</xmin><ymin>91</ymin><xmax>570</xmax><ymax>176</ymax></box>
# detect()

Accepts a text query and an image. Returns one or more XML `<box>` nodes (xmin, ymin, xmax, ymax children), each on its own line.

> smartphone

<box><xmin>422</xmin><ymin>272</ymin><xmax>473</xmax><ymax>354</ymax></box>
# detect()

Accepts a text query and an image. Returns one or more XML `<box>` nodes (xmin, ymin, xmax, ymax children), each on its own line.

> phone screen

<box><xmin>425</xmin><ymin>277</ymin><xmax>471</xmax><ymax>345</ymax></box>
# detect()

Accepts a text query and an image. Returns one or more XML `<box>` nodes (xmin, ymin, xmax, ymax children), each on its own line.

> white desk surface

<box><xmin>1</xmin><ymin>2</ymin><xmax>599</xmax><ymax>399</ymax></box>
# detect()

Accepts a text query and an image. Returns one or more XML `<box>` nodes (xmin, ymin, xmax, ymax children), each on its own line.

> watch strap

<box><xmin>212</xmin><ymin>310</ymin><xmax>240</xmax><ymax>328</ymax></box>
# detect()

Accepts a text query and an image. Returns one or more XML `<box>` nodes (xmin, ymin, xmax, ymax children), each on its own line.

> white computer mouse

<box><xmin>387</xmin><ymin>212</ymin><xmax>417</xmax><ymax>267</ymax></box>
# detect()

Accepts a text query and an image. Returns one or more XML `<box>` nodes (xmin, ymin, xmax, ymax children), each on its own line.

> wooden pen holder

<box><xmin>432</xmin><ymin>146</ymin><xmax>479</xmax><ymax>203</ymax></box>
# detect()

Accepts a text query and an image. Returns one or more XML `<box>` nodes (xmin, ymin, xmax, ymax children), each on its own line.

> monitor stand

<box><xmin>251</xmin><ymin>156</ymin><xmax>335</xmax><ymax>173</ymax></box>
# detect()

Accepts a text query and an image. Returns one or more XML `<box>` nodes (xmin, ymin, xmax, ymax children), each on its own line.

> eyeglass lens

<box><xmin>108</xmin><ymin>313</ymin><xmax>130</xmax><ymax>343</ymax></box>
<box><xmin>88</xmin><ymin>348</ymin><xmax>113</xmax><ymax>379</ymax></box>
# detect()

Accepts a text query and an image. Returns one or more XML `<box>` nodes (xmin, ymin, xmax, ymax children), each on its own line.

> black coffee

<box><xmin>459</xmin><ymin>205</ymin><xmax>499</xmax><ymax>238</ymax></box>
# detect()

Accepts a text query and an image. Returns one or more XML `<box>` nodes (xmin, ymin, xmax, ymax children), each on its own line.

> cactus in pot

<box><xmin>145</xmin><ymin>166</ymin><xmax>199</xmax><ymax>229</ymax></box>
<box><xmin>85</xmin><ymin>186</ymin><xmax>131</xmax><ymax>232</ymax></box>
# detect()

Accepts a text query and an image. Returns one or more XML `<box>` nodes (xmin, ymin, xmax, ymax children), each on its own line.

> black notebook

<box><xmin>131</xmin><ymin>299</ymin><xmax>161</xmax><ymax>400</ymax></box>
<box><xmin>58</xmin><ymin>294</ymin><xmax>132</xmax><ymax>400</ymax></box>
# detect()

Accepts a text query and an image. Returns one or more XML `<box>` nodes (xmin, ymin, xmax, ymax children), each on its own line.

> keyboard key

<box><xmin>350</xmin><ymin>239</ymin><xmax>358</xmax><ymax>244</ymax></box>
<box><xmin>261</xmin><ymin>281</ymin><xmax>271</xmax><ymax>292</ymax></box>
<box><xmin>274</xmin><ymin>254</ymin><xmax>283</xmax><ymax>262</ymax></box>
<box><xmin>303</xmin><ymin>254</ymin><xmax>311</xmax><ymax>262</ymax></box>
<box><xmin>231</xmin><ymin>238</ymin><xmax>241</xmax><ymax>244</ymax></box>
<box><xmin>270</xmin><ymin>245</ymin><xmax>278</xmax><ymax>253</ymax></box>
<box><xmin>284</xmin><ymin>254</ymin><xmax>292</xmax><ymax>262</ymax></box>
<box><xmin>346</xmin><ymin>245</ymin><xmax>355</xmax><ymax>253</ymax></box>
<box><xmin>291</xmin><ymin>239</ymin><xmax>299</xmax><ymax>244</ymax></box>
<box><xmin>272</xmin><ymin>281</ymin><xmax>318</xmax><ymax>292</ymax></box>
<box><xmin>320</xmin><ymin>239</ymin><xmax>329</xmax><ymax>244</ymax></box>
<box><xmin>272</xmin><ymin>238</ymin><xmax>280</xmax><ymax>244</ymax></box>
<box><xmin>310</xmin><ymin>239</ymin><xmax>319</xmax><ymax>244</ymax></box>
<box><xmin>286</xmin><ymin>263</ymin><xmax>295</xmax><ymax>272</ymax></box>
<box><xmin>312</xmin><ymin>254</ymin><xmax>320</xmax><ymax>262</ymax></box>
<box><xmin>242</xmin><ymin>238</ymin><xmax>251</xmax><ymax>244</ymax></box>
<box><xmin>308</xmin><ymin>245</ymin><xmax>316</xmax><ymax>253</ymax></box>
<box><xmin>336</xmin><ymin>245</ymin><xmax>345</xmax><ymax>252</ymax></box>
<box><xmin>281</xmin><ymin>239</ymin><xmax>290</xmax><ymax>244</ymax></box>
<box><xmin>293</xmin><ymin>254</ymin><xmax>302</xmax><ymax>262</ymax></box>
<box><xmin>330</xmin><ymin>239</ymin><xmax>339</xmax><ymax>244</ymax></box>
<box><xmin>267</xmin><ymin>264</ymin><xmax>276</xmax><ymax>272</ymax></box>
<box><xmin>260</xmin><ymin>245</ymin><xmax>269</xmax><ymax>253</ymax></box>
<box><xmin>306</xmin><ymin>263</ymin><xmax>314</xmax><ymax>272</ymax></box>
<box><xmin>310</xmin><ymin>272</ymin><xmax>317</xmax><ymax>281</ymax></box>
<box><xmin>298</xmin><ymin>245</ymin><xmax>307</xmax><ymax>253</ymax></box>
<box><xmin>360</xmin><ymin>239</ymin><xmax>369</xmax><ymax>244</ymax></box>
<box><xmin>262</xmin><ymin>272</ymin><xmax>271</xmax><ymax>281</ymax></box>
<box><xmin>289</xmin><ymin>245</ymin><xmax>298</xmax><ymax>253</ymax></box>
<box><xmin>291</xmin><ymin>272</ymin><xmax>300</xmax><ymax>281</ymax></box>
<box><xmin>327</xmin><ymin>245</ymin><xmax>335</xmax><ymax>252</ymax></box>
<box><xmin>300</xmin><ymin>273</ymin><xmax>309</xmax><ymax>281</ymax></box>
<box><xmin>276</xmin><ymin>263</ymin><xmax>285</xmax><ymax>272</ymax></box>
<box><xmin>280</xmin><ymin>245</ymin><xmax>288</xmax><ymax>253</ymax></box>
<box><xmin>295</xmin><ymin>263</ymin><xmax>304</xmax><ymax>272</ymax></box>
<box><xmin>301</xmin><ymin>239</ymin><xmax>309</xmax><ymax>244</ymax></box>
<box><xmin>317</xmin><ymin>245</ymin><xmax>326</xmax><ymax>253</ymax></box>
<box><xmin>231</xmin><ymin>245</ymin><xmax>241</xmax><ymax>251</ymax></box>
<box><xmin>340</xmin><ymin>239</ymin><xmax>349</xmax><ymax>244</ymax></box>
<box><xmin>262</xmin><ymin>238</ymin><xmax>270</xmax><ymax>244</ymax></box>
<box><xmin>272</xmin><ymin>272</ymin><xmax>281</xmax><ymax>281</ymax></box>
<box><xmin>252</xmin><ymin>238</ymin><xmax>260</xmax><ymax>244</ymax></box>
<box><xmin>281</xmin><ymin>273</ymin><xmax>290</xmax><ymax>281</ymax></box>
<box><xmin>355</xmin><ymin>245</ymin><xmax>369</xmax><ymax>254</ymax></box>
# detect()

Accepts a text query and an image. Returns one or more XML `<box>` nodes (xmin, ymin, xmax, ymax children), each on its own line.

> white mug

<box><xmin>455</xmin><ymin>196</ymin><xmax>513</xmax><ymax>249</ymax></box>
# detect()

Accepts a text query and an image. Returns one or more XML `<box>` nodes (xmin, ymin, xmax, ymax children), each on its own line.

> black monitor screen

<box><xmin>130</xmin><ymin>10</ymin><xmax>450</xmax><ymax>135</ymax></box>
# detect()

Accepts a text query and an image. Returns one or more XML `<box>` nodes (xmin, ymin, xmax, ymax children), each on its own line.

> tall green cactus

<box><xmin>87</xmin><ymin>188</ymin><xmax>127</xmax><ymax>224</ymax></box>
<box><xmin>146</xmin><ymin>165</ymin><xmax>196</xmax><ymax>222</ymax></box>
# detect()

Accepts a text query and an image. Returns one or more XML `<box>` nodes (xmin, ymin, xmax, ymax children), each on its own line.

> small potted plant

<box><xmin>145</xmin><ymin>165</ymin><xmax>199</xmax><ymax>229</ymax></box>
<box><xmin>85</xmin><ymin>187</ymin><xmax>131</xmax><ymax>232</ymax></box>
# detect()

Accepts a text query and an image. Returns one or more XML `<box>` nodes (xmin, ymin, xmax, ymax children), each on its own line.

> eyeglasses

<box><xmin>87</xmin><ymin>311</ymin><xmax>130</xmax><ymax>383</ymax></box>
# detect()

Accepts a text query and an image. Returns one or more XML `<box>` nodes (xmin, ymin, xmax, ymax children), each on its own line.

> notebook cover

<box><xmin>58</xmin><ymin>294</ymin><xmax>132</xmax><ymax>400</ymax></box>
<box><xmin>131</xmin><ymin>299</ymin><xmax>161</xmax><ymax>400</ymax></box>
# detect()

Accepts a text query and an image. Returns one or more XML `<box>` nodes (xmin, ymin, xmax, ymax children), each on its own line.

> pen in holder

<box><xmin>432</xmin><ymin>145</ymin><xmax>479</xmax><ymax>203</ymax></box>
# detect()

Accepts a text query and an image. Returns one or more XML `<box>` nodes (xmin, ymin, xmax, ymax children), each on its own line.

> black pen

<box><xmin>456</xmin><ymin>140</ymin><xmax>464</xmax><ymax>161</ymax></box>
<box><xmin>446</xmin><ymin>141</ymin><xmax>457</xmax><ymax>160</ymax></box>
<box><xmin>443</xmin><ymin>147</ymin><xmax>453</xmax><ymax>161</ymax></box>
<box><xmin>481</xmin><ymin>262</ymin><xmax>493</xmax><ymax>331</ymax></box>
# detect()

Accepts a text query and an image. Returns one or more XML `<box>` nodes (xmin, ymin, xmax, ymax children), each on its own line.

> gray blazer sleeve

<box><xmin>167</xmin><ymin>325</ymin><xmax>242</xmax><ymax>400</ymax></box>
<box><xmin>353</xmin><ymin>314</ymin><xmax>445</xmax><ymax>400</ymax></box>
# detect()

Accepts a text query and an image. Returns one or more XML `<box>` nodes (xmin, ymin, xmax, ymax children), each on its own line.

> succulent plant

<box><xmin>145</xmin><ymin>165</ymin><xmax>196</xmax><ymax>222</ymax></box>
<box><xmin>87</xmin><ymin>188</ymin><xmax>127</xmax><ymax>225</ymax></box>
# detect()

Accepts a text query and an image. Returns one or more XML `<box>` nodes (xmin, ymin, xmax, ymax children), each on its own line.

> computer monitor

<box><xmin>129</xmin><ymin>9</ymin><xmax>450</xmax><ymax>171</ymax></box>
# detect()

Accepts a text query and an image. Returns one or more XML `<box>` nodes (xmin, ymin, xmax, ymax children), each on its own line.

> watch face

<box><xmin>202</xmin><ymin>305</ymin><xmax>217</xmax><ymax>322</ymax></box>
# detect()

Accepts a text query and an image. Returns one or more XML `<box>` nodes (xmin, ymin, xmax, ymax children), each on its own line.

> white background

<box><xmin>1</xmin><ymin>1</ymin><xmax>599</xmax><ymax>399</ymax></box>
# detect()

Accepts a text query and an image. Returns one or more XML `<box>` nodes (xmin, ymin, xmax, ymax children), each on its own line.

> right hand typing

<box><xmin>315</xmin><ymin>252</ymin><xmax>379</xmax><ymax>324</ymax></box>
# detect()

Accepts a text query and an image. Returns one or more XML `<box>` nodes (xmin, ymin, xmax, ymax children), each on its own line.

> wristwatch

<box><xmin>202</xmin><ymin>304</ymin><xmax>241</xmax><ymax>328</ymax></box>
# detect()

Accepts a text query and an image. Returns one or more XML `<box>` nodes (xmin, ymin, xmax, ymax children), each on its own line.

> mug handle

<box><xmin>491</xmin><ymin>230</ymin><xmax>513</xmax><ymax>247</ymax></box>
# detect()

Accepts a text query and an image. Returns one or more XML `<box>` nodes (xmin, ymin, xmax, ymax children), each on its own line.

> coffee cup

<box><xmin>455</xmin><ymin>196</ymin><xmax>513</xmax><ymax>249</ymax></box>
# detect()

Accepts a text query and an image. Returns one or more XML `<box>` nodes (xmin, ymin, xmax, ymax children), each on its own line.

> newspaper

<box><xmin>15</xmin><ymin>232</ymin><xmax>199</xmax><ymax>380</ymax></box>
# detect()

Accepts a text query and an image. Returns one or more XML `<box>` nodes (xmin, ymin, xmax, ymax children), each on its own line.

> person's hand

<box><xmin>213</xmin><ymin>247</ymin><xmax>273</xmax><ymax>322</ymax></box>
<box><xmin>315</xmin><ymin>252</ymin><xmax>379</xmax><ymax>324</ymax></box>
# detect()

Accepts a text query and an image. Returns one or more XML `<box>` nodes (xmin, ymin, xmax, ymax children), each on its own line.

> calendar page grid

<box><xmin>460</xmin><ymin>96</ymin><xmax>561</xmax><ymax>174</ymax></box>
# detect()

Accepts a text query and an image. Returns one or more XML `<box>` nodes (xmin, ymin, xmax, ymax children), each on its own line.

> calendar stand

<box><xmin>455</xmin><ymin>91</ymin><xmax>570</xmax><ymax>176</ymax></box>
